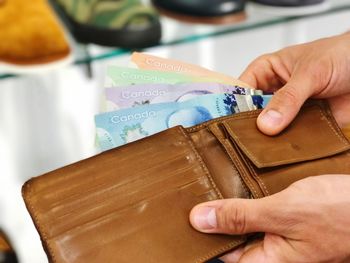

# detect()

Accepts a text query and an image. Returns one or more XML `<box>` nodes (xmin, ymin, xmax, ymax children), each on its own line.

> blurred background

<box><xmin>1</xmin><ymin>0</ymin><xmax>350</xmax><ymax>262</ymax></box>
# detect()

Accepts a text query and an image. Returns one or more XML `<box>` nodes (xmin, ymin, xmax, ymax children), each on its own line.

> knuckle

<box><xmin>275</xmin><ymin>87</ymin><xmax>300</xmax><ymax>107</ymax></box>
<box><xmin>217</xmin><ymin>202</ymin><xmax>248</xmax><ymax>234</ymax></box>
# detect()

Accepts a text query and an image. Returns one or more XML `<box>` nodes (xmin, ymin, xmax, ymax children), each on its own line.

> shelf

<box><xmin>1</xmin><ymin>0</ymin><xmax>350</xmax><ymax>79</ymax></box>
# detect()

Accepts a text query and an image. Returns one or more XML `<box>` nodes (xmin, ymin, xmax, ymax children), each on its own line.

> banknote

<box><xmin>104</xmin><ymin>83</ymin><xmax>256</xmax><ymax>111</ymax></box>
<box><xmin>131</xmin><ymin>52</ymin><xmax>252</xmax><ymax>89</ymax></box>
<box><xmin>105</xmin><ymin>66</ymin><xmax>248</xmax><ymax>87</ymax></box>
<box><xmin>95</xmin><ymin>94</ymin><xmax>272</xmax><ymax>151</ymax></box>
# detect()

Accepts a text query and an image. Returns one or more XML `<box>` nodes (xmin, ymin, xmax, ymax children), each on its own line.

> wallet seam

<box><xmin>195</xmin><ymin>239</ymin><xmax>246</xmax><ymax>263</ymax></box>
<box><xmin>179</xmin><ymin>127</ymin><xmax>250</xmax><ymax>262</ymax></box>
<box><xmin>23</xmin><ymin>182</ymin><xmax>57</xmax><ymax>263</ymax></box>
<box><xmin>178</xmin><ymin>127</ymin><xmax>223</xmax><ymax>199</ymax></box>
<box><xmin>207</xmin><ymin>125</ymin><xmax>252</xmax><ymax>198</ymax></box>
<box><xmin>208</xmin><ymin>123</ymin><xmax>262</xmax><ymax>198</ymax></box>
<box><xmin>224</xmin><ymin>105</ymin><xmax>350</xmax><ymax>168</ymax></box>
<box><xmin>222</xmin><ymin>123</ymin><xmax>270</xmax><ymax>196</ymax></box>
<box><xmin>222</xmin><ymin>139</ymin><xmax>261</xmax><ymax>198</ymax></box>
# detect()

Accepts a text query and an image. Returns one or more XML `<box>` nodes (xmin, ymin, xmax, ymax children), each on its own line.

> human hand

<box><xmin>190</xmin><ymin>175</ymin><xmax>350</xmax><ymax>263</ymax></box>
<box><xmin>239</xmin><ymin>33</ymin><xmax>350</xmax><ymax>135</ymax></box>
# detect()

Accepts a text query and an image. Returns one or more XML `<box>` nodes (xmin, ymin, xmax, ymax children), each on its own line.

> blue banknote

<box><xmin>95</xmin><ymin>93</ymin><xmax>272</xmax><ymax>151</ymax></box>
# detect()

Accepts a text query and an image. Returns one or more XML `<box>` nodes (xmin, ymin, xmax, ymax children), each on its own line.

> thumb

<box><xmin>257</xmin><ymin>76</ymin><xmax>314</xmax><ymax>135</ymax></box>
<box><xmin>189</xmin><ymin>197</ymin><xmax>291</xmax><ymax>235</ymax></box>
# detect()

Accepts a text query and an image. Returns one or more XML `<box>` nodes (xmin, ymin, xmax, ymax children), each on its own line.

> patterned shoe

<box><xmin>52</xmin><ymin>0</ymin><xmax>162</xmax><ymax>48</ymax></box>
<box><xmin>0</xmin><ymin>0</ymin><xmax>72</xmax><ymax>73</ymax></box>
<box><xmin>0</xmin><ymin>229</ymin><xmax>18</xmax><ymax>263</ymax></box>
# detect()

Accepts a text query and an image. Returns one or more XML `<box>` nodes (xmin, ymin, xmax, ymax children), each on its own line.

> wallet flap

<box><xmin>221</xmin><ymin>102</ymin><xmax>350</xmax><ymax>168</ymax></box>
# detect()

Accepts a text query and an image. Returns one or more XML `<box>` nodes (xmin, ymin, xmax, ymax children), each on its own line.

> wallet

<box><xmin>22</xmin><ymin>100</ymin><xmax>350</xmax><ymax>263</ymax></box>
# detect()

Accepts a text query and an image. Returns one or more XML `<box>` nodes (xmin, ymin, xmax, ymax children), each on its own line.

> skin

<box><xmin>189</xmin><ymin>33</ymin><xmax>350</xmax><ymax>263</ymax></box>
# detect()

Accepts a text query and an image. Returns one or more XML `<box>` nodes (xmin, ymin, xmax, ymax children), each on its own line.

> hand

<box><xmin>190</xmin><ymin>175</ymin><xmax>350</xmax><ymax>263</ymax></box>
<box><xmin>239</xmin><ymin>33</ymin><xmax>350</xmax><ymax>135</ymax></box>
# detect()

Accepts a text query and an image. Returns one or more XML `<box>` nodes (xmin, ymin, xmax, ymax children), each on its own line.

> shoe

<box><xmin>52</xmin><ymin>0</ymin><xmax>162</xmax><ymax>48</ymax></box>
<box><xmin>249</xmin><ymin>0</ymin><xmax>330</xmax><ymax>16</ymax></box>
<box><xmin>151</xmin><ymin>0</ymin><xmax>246</xmax><ymax>24</ymax></box>
<box><xmin>0</xmin><ymin>229</ymin><xmax>18</xmax><ymax>263</ymax></box>
<box><xmin>0</xmin><ymin>0</ymin><xmax>72</xmax><ymax>73</ymax></box>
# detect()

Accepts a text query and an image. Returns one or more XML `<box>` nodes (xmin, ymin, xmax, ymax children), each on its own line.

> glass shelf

<box><xmin>1</xmin><ymin>0</ymin><xmax>349</xmax><ymax>79</ymax></box>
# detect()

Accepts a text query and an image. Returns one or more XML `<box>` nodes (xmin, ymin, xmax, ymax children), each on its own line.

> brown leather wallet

<box><xmin>22</xmin><ymin>100</ymin><xmax>350</xmax><ymax>263</ymax></box>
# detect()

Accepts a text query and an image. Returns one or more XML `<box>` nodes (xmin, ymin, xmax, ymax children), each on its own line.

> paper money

<box><xmin>131</xmin><ymin>52</ymin><xmax>252</xmax><ymax>89</ymax></box>
<box><xmin>105</xmin><ymin>66</ymin><xmax>234</xmax><ymax>87</ymax></box>
<box><xmin>104</xmin><ymin>83</ymin><xmax>256</xmax><ymax>111</ymax></box>
<box><xmin>95</xmin><ymin>94</ymin><xmax>271</xmax><ymax>151</ymax></box>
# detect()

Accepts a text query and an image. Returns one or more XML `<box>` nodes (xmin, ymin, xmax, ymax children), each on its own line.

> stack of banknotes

<box><xmin>95</xmin><ymin>53</ymin><xmax>272</xmax><ymax>151</ymax></box>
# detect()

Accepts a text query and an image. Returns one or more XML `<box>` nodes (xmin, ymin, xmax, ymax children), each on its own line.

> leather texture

<box><xmin>22</xmin><ymin>100</ymin><xmax>350</xmax><ymax>263</ymax></box>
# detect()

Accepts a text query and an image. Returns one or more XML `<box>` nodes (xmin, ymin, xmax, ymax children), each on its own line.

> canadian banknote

<box><xmin>131</xmin><ymin>52</ymin><xmax>252</xmax><ymax>89</ymax></box>
<box><xmin>105</xmin><ymin>66</ymin><xmax>257</xmax><ymax>87</ymax></box>
<box><xmin>95</xmin><ymin>93</ymin><xmax>272</xmax><ymax>151</ymax></box>
<box><xmin>104</xmin><ymin>82</ymin><xmax>257</xmax><ymax>111</ymax></box>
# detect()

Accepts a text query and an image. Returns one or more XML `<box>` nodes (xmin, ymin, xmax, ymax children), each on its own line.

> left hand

<box><xmin>189</xmin><ymin>175</ymin><xmax>350</xmax><ymax>263</ymax></box>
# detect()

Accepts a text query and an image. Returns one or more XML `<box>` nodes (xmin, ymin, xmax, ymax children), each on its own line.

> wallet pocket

<box><xmin>210</xmin><ymin>102</ymin><xmax>350</xmax><ymax>197</ymax></box>
<box><xmin>23</xmin><ymin>126</ymin><xmax>245</xmax><ymax>263</ymax></box>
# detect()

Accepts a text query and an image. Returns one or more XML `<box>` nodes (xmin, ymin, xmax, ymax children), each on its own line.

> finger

<box><xmin>239</xmin><ymin>54</ymin><xmax>291</xmax><ymax>92</ymax></box>
<box><xmin>189</xmin><ymin>197</ymin><xmax>293</xmax><ymax>235</ymax></box>
<box><xmin>219</xmin><ymin>246</ymin><xmax>244</xmax><ymax>263</ymax></box>
<box><xmin>257</xmin><ymin>74</ymin><xmax>314</xmax><ymax>135</ymax></box>
<box><xmin>237</xmin><ymin>242</ymin><xmax>268</xmax><ymax>263</ymax></box>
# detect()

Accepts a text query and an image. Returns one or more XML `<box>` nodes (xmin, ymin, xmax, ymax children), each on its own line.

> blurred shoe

<box><xmin>0</xmin><ymin>0</ymin><xmax>72</xmax><ymax>73</ymax></box>
<box><xmin>52</xmin><ymin>0</ymin><xmax>161</xmax><ymax>48</ymax></box>
<box><xmin>251</xmin><ymin>0</ymin><xmax>324</xmax><ymax>6</ymax></box>
<box><xmin>151</xmin><ymin>0</ymin><xmax>246</xmax><ymax>24</ymax></box>
<box><xmin>0</xmin><ymin>229</ymin><xmax>18</xmax><ymax>263</ymax></box>
<box><xmin>249</xmin><ymin>0</ymin><xmax>330</xmax><ymax>16</ymax></box>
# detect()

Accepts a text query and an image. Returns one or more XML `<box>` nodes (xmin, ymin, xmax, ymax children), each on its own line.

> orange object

<box><xmin>0</xmin><ymin>0</ymin><xmax>71</xmax><ymax>70</ymax></box>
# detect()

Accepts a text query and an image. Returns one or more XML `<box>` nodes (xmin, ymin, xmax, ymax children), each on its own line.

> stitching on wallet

<box><xmin>245</xmin><ymin>157</ymin><xmax>270</xmax><ymax>196</ymax></box>
<box><xmin>25</xmin><ymin>182</ymin><xmax>58</xmax><ymax>262</ymax></box>
<box><xmin>224</xmin><ymin>123</ymin><xmax>263</xmax><ymax>167</ymax></box>
<box><xmin>318</xmin><ymin>108</ymin><xmax>349</xmax><ymax>145</ymax></box>
<box><xmin>177</xmin><ymin>127</ymin><xmax>223</xmax><ymax>199</ymax></box>
<box><xmin>223</xmin><ymin>140</ymin><xmax>260</xmax><ymax>198</ymax></box>
<box><xmin>195</xmin><ymin>238</ymin><xmax>246</xmax><ymax>263</ymax></box>
<box><xmin>210</xmin><ymin>125</ymin><xmax>251</xmax><ymax>198</ymax></box>
<box><xmin>220</xmin><ymin>136</ymin><xmax>260</xmax><ymax>198</ymax></box>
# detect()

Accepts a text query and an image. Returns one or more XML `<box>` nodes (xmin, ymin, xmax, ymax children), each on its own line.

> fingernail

<box><xmin>259</xmin><ymin>109</ymin><xmax>283</xmax><ymax>127</ymax></box>
<box><xmin>193</xmin><ymin>207</ymin><xmax>217</xmax><ymax>230</ymax></box>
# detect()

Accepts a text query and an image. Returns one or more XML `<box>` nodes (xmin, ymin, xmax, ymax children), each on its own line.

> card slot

<box><xmin>44</xmin><ymin>168</ymin><xmax>211</xmax><ymax>237</ymax></box>
<box><xmin>36</xmin><ymin>148</ymin><xmax>193</xmax><ymax>207</ymax></box>
<box><xmin>39</xmin><ymin>150</ymin><xmax>198</xmax><ymax>214</ymax></box>
<box><xmin>48</xmin><ymin>183</ymin><xmax>235</xmax><ymax>263</ymax></box>
<box><xmin>49</xmin><ymin>177</ymin><xmax>217</xmax><ymax>242</ymax></box>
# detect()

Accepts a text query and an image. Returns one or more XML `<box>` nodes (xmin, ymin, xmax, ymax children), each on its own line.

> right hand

<box><xmin>190</xmin><ymin>175</ymin><xmax>350</xmax><ymax>263</ymax></box>
<box><xmin>239</xmin><ymin>33</ymin><xmax>350</xmax><ymax>135</ymax></box>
